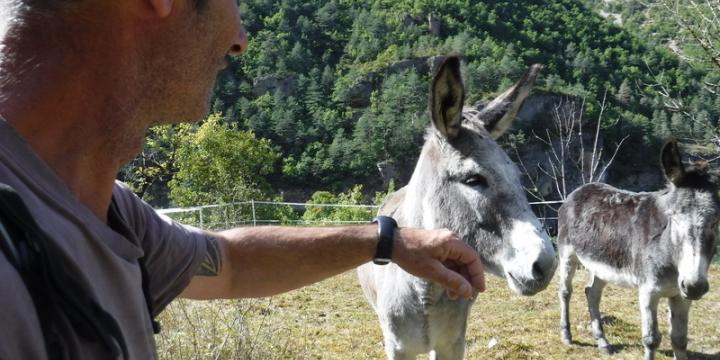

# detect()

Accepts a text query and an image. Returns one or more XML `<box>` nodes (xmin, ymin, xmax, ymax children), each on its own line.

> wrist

<box><xmin>372</xmin><ymin>216</ymin><xmax>397</xmax><ymax>265</ymax></box>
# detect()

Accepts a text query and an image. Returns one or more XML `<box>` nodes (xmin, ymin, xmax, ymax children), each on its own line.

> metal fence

<box><xmin>157</xmin><ymin>199</ymin><xmax>564</xmax><ymax>233</ymax></box>
<box><xmin>158</xmin><ymin>200</ymin><xmax>380</xmax><ymax>230</ymax></box>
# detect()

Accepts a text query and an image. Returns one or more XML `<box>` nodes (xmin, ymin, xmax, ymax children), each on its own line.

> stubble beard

<box><xmin>136</xmin><ymin>49</ymin><xmax>218</xmax><ymax>128</ymax></box>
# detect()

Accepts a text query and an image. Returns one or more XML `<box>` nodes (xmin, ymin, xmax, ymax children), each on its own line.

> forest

<box><xmin>120</xmin><ymin>0</ymin><xmax>720</xmax><ymax>210</ymax></box>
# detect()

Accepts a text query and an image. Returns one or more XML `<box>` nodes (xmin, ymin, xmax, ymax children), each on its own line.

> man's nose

<box><xmin>229</xmin><ymin>21</ymin><xmax>248</xmax><ymax>55</ymax></box>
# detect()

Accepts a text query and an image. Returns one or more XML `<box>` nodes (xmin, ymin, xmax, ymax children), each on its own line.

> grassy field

<box><xmin>157</xmin><ymin>266</ymin><xmax>720</xmax><ymax>359</ymax></box>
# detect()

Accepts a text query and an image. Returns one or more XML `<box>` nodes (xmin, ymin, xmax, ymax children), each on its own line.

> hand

<box><xmin>392</xmin><ymin>228</ymin><xmax>486</xmax><ymax>300</ymax></box>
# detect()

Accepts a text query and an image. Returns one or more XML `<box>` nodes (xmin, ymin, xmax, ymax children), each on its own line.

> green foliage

<box><xmin>348</xmin><ymin>70</ymin><xmax>428</xmax><ymax>175</ymax></box>
<box><xmin>586</xmin><ymin>0</ymin><xmax>720</xmax><ymax>145</ymax></box>
<box><xmin>301</xmin><ymin>191</ymin><xmax>339</xmax><ymax>222</ymax></box>
<box><xmin>373</xmin><ymin>179</ymin><xmax>397</xmax><ymax>206</ymax></box>
<box><xmin>302</xmin><ymin>185</ymin><xmax>375</xmax><ymax>223</ymax></box>
<box><xmin>168</xmin><ymin>114</ymin><xmax>279</xmax><ymax>207</ymax></box>
<box><xmin>333</xmin><ymin>185</ymin><xmax>376</xmax><ymax>221</ymax></box>
<box><xmin>122</xmin><ymin>0</ymin><xmax>719</xmax><ymax>207</ymax></box>
<box><xmin>214</xmin><ymin>0</ymin><xmax>715</xmax><ymax>189</ymax></box>
<box><xmin>120</xmin><ymin>125</ymin><xmax>193</xmax><ymax>205</ymax></box>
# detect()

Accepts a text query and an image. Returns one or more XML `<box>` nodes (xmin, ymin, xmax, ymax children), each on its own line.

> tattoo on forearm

<box><xmin>197</xmin><ymin>237</ymin><xmax>222</xmax><ymax>277</ymax></box>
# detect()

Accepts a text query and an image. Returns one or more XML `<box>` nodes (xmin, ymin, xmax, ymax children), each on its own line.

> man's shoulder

<box><xmin>110</xmin><ymin>181</ymin><xmax>206</xmax><ymax>247</ymax></box>
<box><xmin>112</xmin><ymin>181</ymin><xmax>154</xmax><ymax>226</ymax></box>
<box><xmin>112</xmin><ymin>181</ymin><xmax>138</xmax><ymax>201</ymax></box>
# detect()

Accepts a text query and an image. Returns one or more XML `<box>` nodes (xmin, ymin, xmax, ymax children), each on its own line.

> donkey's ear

<box><xmin>661</xmin><ymin>138</ymin><xmax>685</xmax><ymax>185</ymax></box>
<box><xmin>430</xmin><ymin>56</ymin><xmax>465</xmax><ymax>140</ymax></box>
<box><xmin>476</xmin><ymin>64</ymin><xmax>542</xmax><ymax>139</ymax></box>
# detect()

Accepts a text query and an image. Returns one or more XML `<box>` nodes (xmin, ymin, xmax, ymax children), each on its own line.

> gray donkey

<box><xmin>557</xmin><ymin>139</ymin><xmax>720</xmax><ymax>360</ymax></box>
<box><xmin>357</xmin><ymin>56</ymin><xmax>557</xmax><ymax>359</ymax></box>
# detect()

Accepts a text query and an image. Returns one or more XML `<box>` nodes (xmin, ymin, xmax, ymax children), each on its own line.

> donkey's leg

<box><xmin>639</xmin><ymin>287</ymin><xmax>662</xmax><ymax>360</ymax></box>
<box><xmin>558</xmin><ymin>247</ymin><xmax>578</xmax><ymax>346</ymax></box>
<box><xmin>382</xmin><ymin>334</ymin><xmax>420</xmax><ymax>360</ymax></box>
<box><xmin>585</xmin><ymin>275</ymin><xmax>609</xmax><ymax>353</ymax></box>
<box><xmin>429</xmin><ymin>339</ymin><xmax>465</xmax><ymax>360</ymax></box>
<box><xmin>384</xmin><ymin>347</ymin><xmax>418</xmax><ymax>360</ymax></box>
<box><xmin>667</xmin><ymin>295</ymin><xmax>691</xmax><ymax>360</ymax></box>
<box><xmin>379</xmin><ymin>311</ymin><xmax>425</xmax><ymax>360</ymax></box>
<box><xmin>430</xmin><ymin>326</ymin><xmax>467</xmax><ymax>360</ymax></box>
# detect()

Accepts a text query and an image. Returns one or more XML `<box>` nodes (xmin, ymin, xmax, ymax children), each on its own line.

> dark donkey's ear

<box><xmin>475</xmin><ymin>64</ymin><xmax>542</xmax><ymax>139</ymax></box>
<box><xmin>661</xmin><ymin>138</ymin><xmax>685</xmax><ymax>185</ymax></box>
<box><xmin>430</xmin><ymin>56</ymin><xmax>465</xmax><ymax>140</ymax></box>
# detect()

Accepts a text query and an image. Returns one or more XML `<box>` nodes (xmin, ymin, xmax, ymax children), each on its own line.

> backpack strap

<box><xmin>0</xmin><ymin>183</ymin><xmax>129</xmax><ymax>360</ymax></box>
<box><xmin>107</xmin><ymin>199</ymin><xmax>161</xmax><ymax>334</ymax></box>
<box><xmin>139</xmin><ymin>256</ymin><xmax>162</xmax><ymax>334</ymax></box>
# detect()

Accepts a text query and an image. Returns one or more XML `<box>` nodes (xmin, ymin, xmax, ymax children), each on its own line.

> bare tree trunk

<box><xmin>530</xmin><ymin>97</ymin><xmax>626</xmax><ymax>202</ymax></box>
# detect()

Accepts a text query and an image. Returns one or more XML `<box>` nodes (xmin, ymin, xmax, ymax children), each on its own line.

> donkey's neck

<box><xmin>655</xmin><ymin>186</ymin><xmax>684</xmax><ymax>262</ymax></box>
<box><xmin>399</xmin><ymin>139</ymin><xmax>441</xmax><ymax>229</ymax></box>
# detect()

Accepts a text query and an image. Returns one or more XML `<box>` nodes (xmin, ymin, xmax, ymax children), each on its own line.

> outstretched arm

<box><xmin>180</xmin><ymin>225</ymin><xmax>485</xmax><ymax>299</ymax></box>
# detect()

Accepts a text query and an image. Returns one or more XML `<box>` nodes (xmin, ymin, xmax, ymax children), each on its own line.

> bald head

<box><xmin>17</xmin><ymin>0</ymin><xmax>209</xmax><ymax>12</ymax></box>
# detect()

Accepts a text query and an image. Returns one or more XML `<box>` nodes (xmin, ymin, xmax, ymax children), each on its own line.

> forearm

<box><xmin>181</xmin><ymin>223</ymin><xmax>486</xmax><ymax>301</ymax></box>
<box><xmin>217</xmin><ymin>225</ymin><xmax>377</xmax><ymax>298</ymax></box>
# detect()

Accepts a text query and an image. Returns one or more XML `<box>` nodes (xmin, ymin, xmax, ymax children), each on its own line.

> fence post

<box><xmin>251</xmin><ymin>200</ymin><xmax>257</xmax><ymax>226</ymax></box>
<box><xmin>199</xmin><ymin>207</ymin><xmax>204</xmax><ymax>228</ymax></box>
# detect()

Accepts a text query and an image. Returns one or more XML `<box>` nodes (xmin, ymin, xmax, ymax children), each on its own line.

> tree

<box><xmin>615</xmin><ymin>78</ymin><xmax>632</xmax><ymax>105</ymax></box>
<box><xmin>301</xmin><ymin>191</ymin><xmax>338</xmax><ymax>223</ymax></box>
<box><xmin>168</xmin><ymin>114</ymin><xmax>279</xmax><ymax>207</ymax></box>
<box><xmin>645</xmin><ymin>1</ymin><xmax>720</xmax><ymax>151</ymax></box>
<box><xmin>120</xmin><ymin>124</ymin><xmax>193</xmax><ymax>205</ymax></box>
<box><xmin>658</xmin><ymin>0</ymin><xmax>720</xmax><ymax>75</ymax></box>
<box><xmin>350</xmin><ymin>70</ymin><xmax>427</xmax><ymax>176</ymax></box>
<box><xmin>130</xmin><ymin>0</ymin><xmax>718</xmax><ymax>199</ymax></box>
<box><xmin>301</xmin><ymin>68</ymin><xmax>325</xmax><ymax>116</ymax></box>
<box><xmin>302</xmin><ymin>185</ymin><xmax>375</xmax><ymax>223</ymax></box>
<box><xmin>519</xmin><ymin>95</ymin><xmax>627</xmax><ymax>202</ymax></box>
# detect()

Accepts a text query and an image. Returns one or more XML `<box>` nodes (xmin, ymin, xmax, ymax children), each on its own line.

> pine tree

<box><xmin>615</xmin><ymin>78</ymin><xmax>632</xmax><ymax>105</ymax></box>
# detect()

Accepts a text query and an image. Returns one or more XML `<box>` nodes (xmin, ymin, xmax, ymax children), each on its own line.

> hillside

<box><xmin>122</xmin><ymin>0</ymin><xmax>718</xmax><ymax>207</ymax></box>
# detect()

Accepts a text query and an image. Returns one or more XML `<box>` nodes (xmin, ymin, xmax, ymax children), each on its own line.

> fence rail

<box><xmin>156</xmin><ymin>199</ymin><xmax>565</xmax><ymax>231</ymax></box>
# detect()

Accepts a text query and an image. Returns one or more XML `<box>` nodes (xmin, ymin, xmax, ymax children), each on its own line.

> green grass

<box><xmin>157</xmin><ymin>266</ymin><xmax>720</xmax><ymax>359</ymax></box>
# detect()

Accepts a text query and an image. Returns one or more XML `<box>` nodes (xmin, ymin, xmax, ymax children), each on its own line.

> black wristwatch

<box><xmin>372</xmin><ymin>216</ymin><xmax>397</xmax><ymax>265</ymax></box>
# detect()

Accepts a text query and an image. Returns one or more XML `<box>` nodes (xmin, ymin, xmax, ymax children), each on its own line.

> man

<box><xmin>0</xmin><ymin>0</ymin><xmax>485</xmax><ymax>358</ymax></box>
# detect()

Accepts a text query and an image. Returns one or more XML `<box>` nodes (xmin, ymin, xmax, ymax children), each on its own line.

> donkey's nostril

<box><xmin>532</xmin><ymin>261</ymin><xmax>544</xmax><ymax>280</ymax></box>
<box><xmin>681</xmin><ymin>280</ymin><xmax>710</xmax><ymax>300</ymax></box>
<box><xmin>701</xmin><ymin>282</ymin><xmax>709</xmax><ymax>294</ymax></box>
<box><xmin>695</xmin><ymin>281</ymin><xmax>709</xmax><ymax>296</ymax></box>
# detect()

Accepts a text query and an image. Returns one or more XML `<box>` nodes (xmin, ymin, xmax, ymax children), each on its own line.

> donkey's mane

<box><xmin>461</xmin><ymin>106</ymin><xmax>482</xmax><ymax>123</ymax></box>
<box><xmin>424</xmin><ymin>107</ymin><xmax>490</xmax><ymax>151</ymax></box>
<box><xmin>673</xmin><ymin>170</ymin><xmax>720</xmax><ymax>191</ymax></box>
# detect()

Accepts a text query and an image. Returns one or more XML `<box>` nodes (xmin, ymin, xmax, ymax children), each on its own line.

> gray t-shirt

<box><xmin>0</xmin><ymin>120</ymin><xmax>210</xmax><ymax>359</ymax></box>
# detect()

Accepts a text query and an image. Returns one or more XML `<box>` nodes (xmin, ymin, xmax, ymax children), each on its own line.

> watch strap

<box><xmin>372</xmin><ymin>216</ymin><xmax>397</xmax><ymax>265</ymax></box>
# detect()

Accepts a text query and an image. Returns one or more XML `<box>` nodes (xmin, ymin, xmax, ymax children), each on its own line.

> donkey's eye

<box><xmin>463</xmin><ymin>175</ymin><xmax>488</xmax><ymax>188</ymax></box>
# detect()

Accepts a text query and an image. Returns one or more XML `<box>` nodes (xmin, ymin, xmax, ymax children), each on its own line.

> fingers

<box><xmin>428</xmin><ymin>261</ymin><xmax>473</xmax><ymax>299</ymax></box>
<box><xmin>392</xmin><ymin>227</ymin><xmax>486</xmax><ymax>299</ymax></box>
<box><xmin>443</xmin><ymin>238</ymin><xmax>486</xmax><ymax>293</ymax></box>
<box><xmin>461</xmin><ymin>255</ymin><xmax>486</xmax><ymax>293</ymax></box>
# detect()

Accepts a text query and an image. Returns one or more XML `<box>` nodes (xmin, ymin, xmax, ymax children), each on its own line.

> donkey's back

<box><xmin>558</xmin><ymin>182</ymin><xmax>666</xmax><ymax>287</ymax></box>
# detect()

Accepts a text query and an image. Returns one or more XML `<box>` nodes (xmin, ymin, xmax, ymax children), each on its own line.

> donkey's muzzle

<box><xmin>508</xmin><ymin>256</ymin><xmax>556</xmax><ymax>296</ymax></box>
<box><xmin>680</xmin><ymin>279</ymin><xmax>709</xmax><ymax>300</ymax></box>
